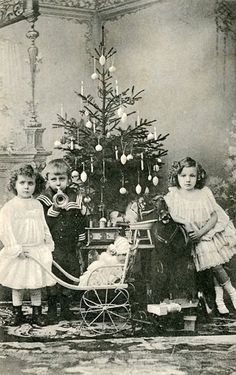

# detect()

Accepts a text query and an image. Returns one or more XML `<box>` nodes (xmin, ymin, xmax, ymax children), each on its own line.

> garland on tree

<box><xmin>53</xmin><ymin>27</ymin><xmax>169</xmax><ymax>217</ymax></box>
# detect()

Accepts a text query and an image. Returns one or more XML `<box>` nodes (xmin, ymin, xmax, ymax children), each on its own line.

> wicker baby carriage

<box><xmin>29</xmin><ymin>240</ymin><xmax>139</xmax><ymax>336</ymax></box>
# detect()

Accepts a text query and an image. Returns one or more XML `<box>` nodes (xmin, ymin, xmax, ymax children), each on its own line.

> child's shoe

<box><xmin>9</xmin><ymin>306</ymin><xmax>25</xmax><ymax>326</ymax></box>
<box><xmin>32</xmin><ymin>306</ymin><xmax>45</xmax><ymax>326</ymax></box>
<box><xmin>214</xmin><ymin>286</ymin><xmax>229</xmax><ymax>315</ymax></box>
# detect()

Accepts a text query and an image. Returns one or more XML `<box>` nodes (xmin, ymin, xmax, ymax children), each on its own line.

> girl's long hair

<box><xmin>8</xmin><ymin>164</ymin><xmax>45</xmax><ymax>196</ymax></box>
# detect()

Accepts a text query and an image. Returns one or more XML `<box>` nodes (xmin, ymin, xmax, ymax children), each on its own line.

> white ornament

<box><xmin>99</xmin><ymin>55</ymin><xmax>106</xmax><ymax>66</ymax></box>
<box><xmin>148</xmin><ymin>174</ymin><xmax>152</xmax><ymax>181</ymax></box>
<box><xmin>119</xmin><ymin>187</ymin><xmax>127</xmax><ymax>195</ymax></box>
<box><xmin>127</xmin><ymin>153</ymin><xmax>133</xmax><ymax>160</ymax></box>
<box><xmin>153</xmin><ymin>176</ymin><xmax>159</xmax><ymax>186</ymax></box>
<box><xmin>157</xmin><ymin>158</ymin><xmax>162</xmax><ymax>163</ymax></box>
<box><xmin>106</xmin><ymin>131</ymin><xmax>111</xmax><ymax>138</ymax></box>
<box><xmin>85</xmin><ymin>120</ymin><xmax>92</xmax><ymax>129</ymax></box>
<box><xmin>54</xmin><ymin>140</ymin><xmax>62</xmax><ymax>149</ymax></box>
<box><xmin>109</xmin><ymin>65</ymin><xmax>116</xmax><ymax>73</ymax></box>
<box><xmin>85</xmin><ymin>110</ymin><xmax>89</xmax><ymax>116</ymax></box>
<box><xmin>117</xmin><ymin>106</ymin><xmax>124</xmax><ymax>117</ymax></box>
<box><xmin>145</xmin><ymin>187</ymin><xmax>150</xmax><ymax>194</ymax></box>
<box><xmin>120</xmin><ymin>153</ymin><xmax>127</xmax><ymax>165</ymax></box>
<box><xmin>147</xmin><ymin>132</ymin><xmax>154</xmax><ymax>141</ymax></box>
<box><xmin>84</xmin><ymin>196</ymin><xmax>91</xmax><ymax>203</ymax></box>
<box><xmin>80</xmin><ymin>171</ymin><xmax>87</xmax><ymax>182</ymax></box>
<box><xmin>153</xmin><ymin>164</ymin><xmax>160</xmax><ymax>172</ymax></box>
<box><xmin>91</xmin><ymin>72</ymin><xmax>98</xmax><ymax>80</ymax></box>
<box><xmin>136</xmin><ymin>184</ymin><xmax>142</xmax><ymax>195</ymax></box>
<box><xmin>121</xmin><ymin>112</ymin><xmax>127</xmax><ymax>123</ymax></box>
<box><xmin>95</xmin><ymin>143</ymin><xmax>103</xmax><ymax>152</ymax></box>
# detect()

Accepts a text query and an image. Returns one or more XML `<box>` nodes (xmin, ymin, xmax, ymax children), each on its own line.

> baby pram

<box><xmin>29</xmin><ymin>240</ymin><xmax>139</xmax><ymax>336</ymax></box>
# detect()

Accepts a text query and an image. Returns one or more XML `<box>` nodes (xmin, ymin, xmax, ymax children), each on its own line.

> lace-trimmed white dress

<box><xmin>164</xmin><ymin>186</ymin><xmax>236</xmax><ymax>271</ymax></box>
<box><xmin>0</xmin><ymin>196</ymin><xmax>56</xmax><ymax>289</ymax></box>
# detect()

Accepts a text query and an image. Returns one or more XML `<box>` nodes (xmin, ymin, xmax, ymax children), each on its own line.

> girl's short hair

<box><xmin>168</xmin><ymin>157</ymin><xmax>207</xmax><ymax>189</ymax></box>
<box><xmin>8</xmin><ymin>164</ymin><xmax>45</xmax><ymax>196</ymax></box>
<box><xmin>44</xmin><ymin>159</ymin><xmax>71</xmax><ymax>180</ymax></box>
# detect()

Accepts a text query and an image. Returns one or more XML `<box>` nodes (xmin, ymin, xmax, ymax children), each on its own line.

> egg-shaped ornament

<box><xmin>153</xmin><ymin>176</ymin><xmax>159</xmax><ymax>186</ymax></box>
<box><xmin>54</xmin><ymin>140</ymin><xmax>62</xmax><ymax>149</ymax></box>
<box><xmin>109</xmin><ymin>65</ymin><xmax>116</xmax><ymax>73</ymax></box>
<box><xmin>157</xmin><ymin>158</ymin><xmax>162</xmax><ymax>163</ymax></box>
<box><xmin>117</xmin><ymin>106</ymin><xmax>124</xmax><ymax>117</ymax></box>
<box><xmin>95</xmin><ymin>143</ymin><xmax>103</xmax><ymax>152</ymax></box>
<box><xmin>85</xmin><ymin>110</ymin><xmax>89</xmax><ymax>117</ymax></box>
<box><xmin>136</xmin><ymin>184</ymin><xmax>142</xmax><ymax>195</ymax></box>
<box><xmin>120</xmin><ymin>153</ymin><xmax>127</xmax><ymax>165</ymax></box>
<box><xmin>80</xmin><ymin>171</ymin><xmax>87</xmax><ymax>183</ymax></box>
<box><xmin>119</xmin><ymin>187</ymin><xmax>127</xmax><ymax>195</ymax></box>
<box><xmin>84</xmin><ymin>196</ymin><xmax>91</xmax><ymax>203</ymax></box>
<box><xmin>153</xmin><ymin>164</ymin><xmax>160</xmax><ymax>172</ymax></box>
<box><xmin>145</xmin><ymin>187</ymin><xmax>150</xmax><ymax>194</ymax></box>
<box><xmin>121</xmin><ymin>112</ymin><xmax>127</xmax><ymax>123</ymax></box>
<box><xmin>91</xmin><ymin>72</ymin><xmax>98</xmax><ymax>80</ymax></box>
<box><xmin>127</xmin><ymin>153</ymin><xmax>133</xmax><ymax>161</ymax></box>
<box><xmin>106</xmin><ymin>131</ymin><xmax>111</xmax><ymax>138</ymax></box>
<box><xmin>85</xmin><ymin>120</ymin><xmax>92</xmax><ymax>129</ymax></box>
<box><xmin>99</xmin><ymin>54</ymin><xmax>106</xmax><ymax>66</ymax></box>
<box><xmin>148</xmin><ymin>174</ymin><xmax>152</xmax><ymax>181</ymax></box>
<box><xmin>147</xmin><ymin>132</ymin><xmax>154</xmax><ymax>141</ymax></box>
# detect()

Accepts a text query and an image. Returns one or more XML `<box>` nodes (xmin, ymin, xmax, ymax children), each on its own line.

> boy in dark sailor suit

<box><xmin>37</xmin><ymin>159</ymin><xmax>86</xmax><ymax>323</ymax></box>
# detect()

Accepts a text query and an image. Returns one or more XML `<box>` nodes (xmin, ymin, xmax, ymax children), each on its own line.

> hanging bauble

<box><xmin>54</xmin><ymin>140</ymin><xmax>62</xmax><ymax>149</ymax></box>
<box><xmin>119</xmin><ymin>187</ymin><xmax>127</xmax><ymax>195</ymax></box>
<box><xmin>85</xmin><ymin>120</ymin><xmax>92</xmax><ymax>129</ymax></box>
<box><xmin>84</xmin><ymin>196</ymin><xmax>91</xmax><ymax>203</ymax></box>
<box><xmin>109</xmin><ymin>65</ymin><xmax>116</xmax><ymax>73</ymax></box>
<box><xmin>136</xmin><ymin>184</ymin><xmax>142</xmax><ymax>195</ymax></box>
<box><xmin>95</xmin><ymin>143</ymin><xmax>103</xmax><ymax>152</ymax></box>
<box><xmin>153</xmin><ymin>164</ymin><xmax>160</xmax><ymax>172</ymax></box>
<box><xmin>153</xmin><ymin>176</ymin><xmax>159</xmax><ymax>186</ymax></box>
<box><xmin>80</xmin><ymin>171</ymin><xmax>87</xmax><ymax>183</ymax></box>
<box><xmin>127</xmin><ymin>153</ymin><xmax>133</xmax><ymax>160</ymax></box>
<box><xmin>117</xmin><ymin>106</ymin><xmax>124</xmax><ymax>117</ymax></box>
<box><xmin>120</xmin><ymin>153</ymin><xmax>127</xmax><ymax>165</ymax></box>
<box><xmin>148</xmin><ymin>174</ymin><xmax>152</xmax><ymax>181</ymax></box>
<box><xmin>85</xmin><ymin>110</ymin><xmax>89</xmax><ymax>116</ymax></box>
<box><xmin>121</xmin><ymin>112</ymin><xmax>127</xmax><ymax>123</ymax></box>
<box><xmin>147</xmin><ymin>132</ymin><xmax>154</xmax><ymax>141</ymax></box>
<box><xmin>157</xmin><ymin>158</ymin><xmax>162</xmax><ymax>163</ymax></box>
<box><xmin>106</xmin><ymin>131</ymin><xmax>111</xmax><ymax>138</ymax></box>
<box><xmin>91</xmin><ymin>72</ymin><xmax>98</xmax><ymax>80</ymax></box>
<box><xmin>145</xmin><ymin>187</ymin><xmax>150</xmax><ymax>194</ymax></box>
<box><xmin>99</xmin><ymin>54</ymin><xmax>106</xmax><ymax>65</ymax></box>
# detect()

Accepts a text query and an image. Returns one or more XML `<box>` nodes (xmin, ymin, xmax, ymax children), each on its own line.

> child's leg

<box><xmin>30</xmin><ymin>288</ymin><xmax>44</xmax><ymax>326</ymax></box>
<box><xmin>212</xmin><ymin>265</ymin><xmax>236</xmax><ymax>310</ymax></box>
<box><xmin>213</xmin><ymin>277</ymin><xmax>229</xmax><ymax>315</ymax></box>
<box><xmin>10</xmin><ymin>289</ymin><xmax>25</xmax><ymax>326</ymax></box>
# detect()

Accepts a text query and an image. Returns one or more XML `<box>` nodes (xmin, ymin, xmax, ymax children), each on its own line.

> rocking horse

<box><xmin>147</xmin><ymin>195</ymin><xmax>215</xmax><ymax>308</ymax></box>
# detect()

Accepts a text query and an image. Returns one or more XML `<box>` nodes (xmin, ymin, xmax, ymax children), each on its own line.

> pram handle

<box><xmin>28</xmin><ymin>254</ymin><xmax>128</xmax><ymax>290</ymax></box>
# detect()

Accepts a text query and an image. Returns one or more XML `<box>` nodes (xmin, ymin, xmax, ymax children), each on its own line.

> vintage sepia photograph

<box><xmin>0</xmin><ymin>0</ymin><xmax>236</xmax><ymax>374</ymax></box>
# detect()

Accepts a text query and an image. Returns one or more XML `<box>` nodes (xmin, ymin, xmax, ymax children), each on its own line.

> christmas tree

<box><xmin>53</xmin><ymin>27</ymin><xmax>168</xmax><ymax>218</ymax></box>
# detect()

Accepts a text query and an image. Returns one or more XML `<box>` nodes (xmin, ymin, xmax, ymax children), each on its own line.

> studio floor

<box><xmin>0</xmin><ymin>304</ymin><xmax>236</xmax><ymax>374</ymax></box>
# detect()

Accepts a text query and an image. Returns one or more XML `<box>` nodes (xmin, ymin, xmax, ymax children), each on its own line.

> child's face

<box><xmin>47</xmin><ymin>171</ymin><xmax>69</xmax><ymax>192</ymax></box>
<box><xmin>117</xmin><ymin>253</ymin><xmax>127</xmax><ymax>264</ymax></box>
<box><xmin>177</xmin><ymin>166</ymin><xmax>197</xmax><ymax>191</ymax></box>
<box><xmin>15</xmin><ymin>174</ymin><xmax>36</xmax><ymax>199</ymax></box>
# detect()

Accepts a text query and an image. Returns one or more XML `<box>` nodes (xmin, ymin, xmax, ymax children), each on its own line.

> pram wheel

<box><xmin>80</xmin><ymin>288</ymin><xmax>131</xmax><ymax>335</ymax></box>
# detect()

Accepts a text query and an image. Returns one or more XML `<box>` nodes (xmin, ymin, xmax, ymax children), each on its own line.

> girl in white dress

<box><xmin>0</xmin><ymin>164</ymin><xmax>55</xmax><ymax>326</ymax></box>
<box><xmin>165</xmin><ymin>157</ymin><xmax>236</xmax><ymax>315</ymax></box>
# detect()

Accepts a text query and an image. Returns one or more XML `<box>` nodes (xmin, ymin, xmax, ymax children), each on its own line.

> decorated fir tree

<box><xmin>53</xmin><ymin>27</ymin><xmax>168</xmax><ymax>218</ymax></box>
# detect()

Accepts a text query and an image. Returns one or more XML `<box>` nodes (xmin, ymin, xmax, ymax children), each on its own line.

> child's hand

<box><xmin>188</xmin><ymin>229</ymin><xmax>202</xmax><ymax>242</ymax></box>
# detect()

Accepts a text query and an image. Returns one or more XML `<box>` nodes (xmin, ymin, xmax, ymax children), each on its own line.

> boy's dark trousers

<box><xmin>46</xmin><ymin>285</ymin><xmax>76</xmax><ymax>323</ymax></box>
